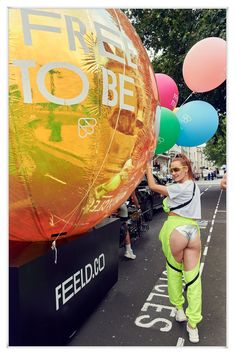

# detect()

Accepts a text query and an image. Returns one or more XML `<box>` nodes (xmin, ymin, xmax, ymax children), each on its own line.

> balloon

<box><xmin>9</xmin><ymin>9</ymin><xmax>158</xmax><ymax>242</ymax></box>
<box><xmin>155</xmin><ymin>105</ymin><xmax>161</xmax><ymax>138</ymax></box>
<box><xmin>155</xmin><ymin>73</ymin><xmax>179</xmax><ymax>110</ymax></box>
<box><xmin>176</xmin><ymin>101</ymin><xmax>219</xmax><ymax>147</ymax></box>
<box><xmin>155</xmin><ymin>108</ymin><xmax>180</xmax><ymax>154</ymax></box>
<box><xmin>183</xmin><ymin>37</ymin><xmax>226</xmax><ymax>93</ymax></box>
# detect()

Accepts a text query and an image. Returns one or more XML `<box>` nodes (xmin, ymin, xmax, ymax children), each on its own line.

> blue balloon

<box><xmin>176</xmin><ymin>100</ymin><xmax>219</xmax><ymax>147</ymax></box>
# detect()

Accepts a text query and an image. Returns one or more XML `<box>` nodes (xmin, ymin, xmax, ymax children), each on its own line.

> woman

<box><xmin>146</xmin><ymin>153</ymin><xmax>202</xmax><ymax>343</ymax></box>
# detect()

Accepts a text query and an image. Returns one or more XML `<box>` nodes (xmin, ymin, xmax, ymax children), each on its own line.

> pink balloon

<box><xmin>155</xmin><ymin>73</ymin><xmax>179</xmax><ymax>110</ymax></box>
<box><xmin>183</xmin><ymin>37</ymin><xmax>226</xmax><ymax>93</ymax></box>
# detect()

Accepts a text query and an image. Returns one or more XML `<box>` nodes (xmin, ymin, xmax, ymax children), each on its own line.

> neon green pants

<box><xmin>159</xmin><ymin>216</ymin><xmax>202</xmax><ymax>328</ymax></box>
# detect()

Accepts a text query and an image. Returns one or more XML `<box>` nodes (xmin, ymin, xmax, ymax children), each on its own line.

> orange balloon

<box><xmin>183</xmin><ymin>37</ymin><xmax>226</xmax><ymax>93</ymax></box>
<box><xmin>9</xmin><ymin>9</ymin><xmax>158</xmax><ymax>242</ymax></box>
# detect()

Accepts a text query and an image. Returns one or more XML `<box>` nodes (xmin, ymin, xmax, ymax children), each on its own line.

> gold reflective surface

<box><xmin>9</xmin><ymin>8</ymin><xmax>158</xmax><ymax>241</ymax></box>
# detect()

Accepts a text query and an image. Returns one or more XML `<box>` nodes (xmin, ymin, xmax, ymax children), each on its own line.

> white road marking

<box><xmin>200</xmin><ymin>262</ymin><xmax>205</xmax><ymax>275</ymax></box>
<box><xmin>147</xmin><ymin>292</ymin><xmax>169</xmax><ymax>300</ymax></box>
<box><xmin>203</xmin><ymin>246</ymin><xmax>208</xmax><ymax>256</ymax></box>
<box><xmin>207</xmin><ymin>235</ymin><xmax>211</xmax><ymax>243</ymax></box>
<box><xmin>176</xmin><ymin>337</ymin><xmax>185</xmax><ymax>346</ymax></box>
<box><xmin>200</xmin><ymin>190</ymin><xmax>223</xmax><ymax>277</ymax></box>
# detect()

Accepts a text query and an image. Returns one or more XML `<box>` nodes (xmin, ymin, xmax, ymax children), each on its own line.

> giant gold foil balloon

<box><xmin>9</xmin><ymin>8</ymin><xmax>158</xmax><ymax>241</ymax></box>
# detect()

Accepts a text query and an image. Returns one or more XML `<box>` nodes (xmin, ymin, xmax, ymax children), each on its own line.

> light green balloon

<box><xmin>155</xmin><ymin>107</ymin><xmax>180</xmax><ymax>154</ymax></box>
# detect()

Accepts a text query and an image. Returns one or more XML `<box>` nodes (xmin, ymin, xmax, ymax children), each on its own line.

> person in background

<box><xmin>220</xmin><ymin>173</ymin><xmax>227</xmax><ymax>190</ymax></box>
<box><xmin>146</xmin><ymin>154</ymin><xmax>202</xmax><ymax>343</ymax></box>
<box><xmin>118</xmin><ymin>191</ymin><xmax>141</xmax><ymax>260</ymax></box>
<box><xmin>207</xmin><ymin>170</ymin><xmax>211</xmax><ymax>181</ymax></box>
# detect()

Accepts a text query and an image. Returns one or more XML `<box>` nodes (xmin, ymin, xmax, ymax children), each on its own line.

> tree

<box><xmin>124</xmin><ymin>9</ymin><xmax>226</xmax><ymax>163</ymax></box>
<box><xmin>124</xmin><ymin>9</ymin><xmax>226</xmax><ymax>111</ymax></box>
<box><xmin>203</xmin><ymin>113</ymin><xmax>226</xmax><ymax>166</ymax></box>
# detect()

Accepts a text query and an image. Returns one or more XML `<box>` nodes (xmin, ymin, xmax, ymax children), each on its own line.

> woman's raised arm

<box><xmin>146</xmin><ymin>162</ymin><xmax>169</xmax><ymax>196</ymax></box>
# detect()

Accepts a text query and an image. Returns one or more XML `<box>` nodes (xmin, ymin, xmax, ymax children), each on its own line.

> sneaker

<box><xmin>124</xmin><ymin>250</ymin><xmax>136</xmax><ymax>259</ymax></box>
<box><xmin>175</xmin><ymin>308</ymin><xmax>187</xmax><ymax>322</ymax></box>
<box><xmin>187</xmin><ymin>322</ymin><xmax>199</xmax><ymax>343</ymax></box>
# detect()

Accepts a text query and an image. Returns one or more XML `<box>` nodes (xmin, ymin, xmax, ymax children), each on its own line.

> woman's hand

<box><xmin>145</xmin><ymin>161</ymin><xmax>169</xmax><ymax>197</ymax></box>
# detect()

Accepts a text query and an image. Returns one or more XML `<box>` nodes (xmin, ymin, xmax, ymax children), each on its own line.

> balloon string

<box><xmin>51</xmin><ymin>240</ymin><xmax>58</xmax><ymax>264</ymax></box>
<box><xmin>181</xmin><ymin>91</ymin><xmax>195</xmax><ymax>106</ymax></box>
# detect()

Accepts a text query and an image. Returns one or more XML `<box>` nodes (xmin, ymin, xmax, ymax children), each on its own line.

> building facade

<box><xmin>154</xmin><ymin>145</ymin><xmax>215</xmax><ymax>179</ymax></box>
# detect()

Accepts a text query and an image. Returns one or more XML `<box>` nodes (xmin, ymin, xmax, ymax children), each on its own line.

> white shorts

<box><xmin>175</xmin><ymin>225</ymin><xmax>198</xmax><ymax>241</ymax></box>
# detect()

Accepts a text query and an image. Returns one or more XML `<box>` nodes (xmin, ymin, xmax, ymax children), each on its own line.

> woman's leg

<box><xmin>183</xmin><ymin>233</ymin><xmax>201</xmax><ymax>271</ymax></box>
<box><xmin>166</xmin><ymin>230</ymin><xmax>188</xmax><ymax>309</ymax></box>
<box><xmin>124</xmin><ymin>228</ymin><xmax>136</xmax><ymax>259</ymax></box>
<box><xmin>170</xmin><ymin>229</ymin><xmax>189</xmax><ymax>263</ymax></box>
<box><xmin>183</xmin><ymin>233</ymin><xmax>202</xmax><ymax>328</ymax></box>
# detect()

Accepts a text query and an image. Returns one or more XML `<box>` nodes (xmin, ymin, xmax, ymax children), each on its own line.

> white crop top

<box><xmin>166</xmin><ymin>180</ymin><xmax>201</xmax><ymax>219</ymax></box>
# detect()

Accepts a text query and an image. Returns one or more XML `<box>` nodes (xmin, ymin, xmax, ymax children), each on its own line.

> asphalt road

<box><xmin>68</xmin><ymin>180</ymin><xmax>226</xmax><ymax>347</ymax></box>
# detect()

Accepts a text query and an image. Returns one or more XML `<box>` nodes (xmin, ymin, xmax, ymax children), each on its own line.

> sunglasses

<box><xmin>170</xmin><ymin>167</ymin><xmax>186</xmax><ymax>173</ymax></box>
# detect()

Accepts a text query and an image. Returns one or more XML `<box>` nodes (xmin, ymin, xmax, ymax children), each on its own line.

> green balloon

<box><xmin>155</xmin><ymin>107</ymin><xmax>180</xmax><ymax>154</ymax></box>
